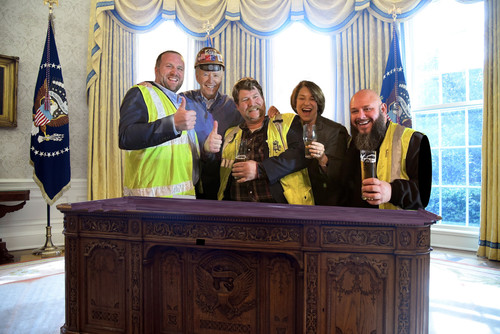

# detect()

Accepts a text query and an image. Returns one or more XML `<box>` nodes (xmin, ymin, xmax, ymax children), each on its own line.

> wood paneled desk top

<box><xmin>58</xmin><ymin>197</ymin><xmax>439</xmax><ymax>334</ymax></box>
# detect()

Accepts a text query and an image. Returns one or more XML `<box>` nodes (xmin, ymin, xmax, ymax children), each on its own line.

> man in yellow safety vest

<box><xmin>342</xmin><ymin>89</ymin><xmax>432</xmax><ymax>210</ymax></box>
<box><xmin>119</xmin><ymin>50</ymin><xmax>199</xmax><ymax>198</ymax></box>
<box><xmin>205</xmin><ymin>77</ymin><xmax>314</xmax><ymax>205</ymax></box>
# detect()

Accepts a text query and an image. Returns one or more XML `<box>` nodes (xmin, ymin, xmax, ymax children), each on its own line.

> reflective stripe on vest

<box><xmin>377</xmin><ymin>122</ymin><xmax>414</xmax><ymax>210</ymax></box>
<box><xmin>123</xmin><ymin>85</ymin><xmax>195</xmax><ymax>198</ymax></box>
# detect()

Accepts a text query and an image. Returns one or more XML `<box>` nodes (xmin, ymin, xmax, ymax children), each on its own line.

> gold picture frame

<box><xmin>0</xmin><ymin>54</ymin><xmax>19</xmax><ymax>127</ymax></box>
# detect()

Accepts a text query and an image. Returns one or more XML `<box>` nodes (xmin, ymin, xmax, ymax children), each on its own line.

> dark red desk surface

<box><xmin>60</xmin><ymin>196</ymin><xmax>441</xmax><ymax>227</ymax></box>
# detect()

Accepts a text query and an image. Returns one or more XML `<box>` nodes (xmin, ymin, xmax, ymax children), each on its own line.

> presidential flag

<box><xmin>30</xmin><ymin>15</ymin><xmax>71</xmax><ymax>205</ymax></box>
<box><xmin>380</xmin><ymin>27</ymin><xmax>412</xmax><ymax>128</ymax></box>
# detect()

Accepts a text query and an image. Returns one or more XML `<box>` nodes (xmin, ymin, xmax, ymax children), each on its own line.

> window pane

<box><xmin>432</xmin><ymin>150</ymin><xmax>440</xmax><ymax>186</ymax></box>
<box><xmin>414</xmin><ymin>76</ymin><xmax>440</xmax><ymax>106</ymax></box>
<box><xmin>414</xmin><ymin>112</ymin><xmax>439</xmax><ymax>147</ymax></box>
<box><xmin>468</xmin><ymin>188</ymin><xmax>481</xmax><ymax>227</ymax></box>
<box><xmin>427</xmin><ymin>187</ymin><xmax>441</xmax><ymax>216</ymax></box>
<box><xmin>407</xmin><ymin>0</ymin><xmax>484</xmax><ymax>229</ymax></box>
<box><xmin>442</xmin><ymin>72</ymin><xmax>466</xmax><ymax>103</ymax></box>
<box><xmin>441</xmin><ymin>187</ymin><xmax>466</xmax><ymax>225</ymax></box>
<box><xmin>271</xmin><ymin>22</ymin><xmax>334</xmax><ymax>119</ymax></box>
<box><xmin>442</xmin><ymin>148</ymin><xmax>465</xmax><ymax>185</ymax></box>
<box><xmin>442</xmin><ymin>110</ymin><xmax>465</xmax><ymax>147</ymax></box>
<box><xmin>136</xmin><ymin>21</ymin><xmax>196</xmax><ymax>91</ymax></box>
<box><xmin>469</xmin><ymin>147</ymin><xmax>481</xmax><ymax>186</ymax></box>
<box><xmin>469</xmin><ymin>68</ymin><xmax>483</xmax><ymax>101</ymax></box>
<box><xmin>468</xmin><ymin>108</ymin><xmax>482</xmax><ymax>146</ymax></box>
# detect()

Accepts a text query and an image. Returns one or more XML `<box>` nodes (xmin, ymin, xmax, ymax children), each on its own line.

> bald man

<box><xmin>340</xmin><ymin>89</ymin><xmax>432</xmax><ymax>210</ymax></box>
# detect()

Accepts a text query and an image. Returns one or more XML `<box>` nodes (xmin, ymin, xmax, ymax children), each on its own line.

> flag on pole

<box><xmin>30</xmin><ymin>14</ymin><xmax>71</xmax><ymax>205</ymax></box>
<box><xmin>380</xmin><ymin>26</ymin><xmax>412</xmax><ymax>128</ymax></box>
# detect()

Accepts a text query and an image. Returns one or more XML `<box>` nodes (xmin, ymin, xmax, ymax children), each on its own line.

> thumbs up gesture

<box><xmin>174</xmin><ymin>97</ymin><xmax>197</xmax><ymax>131</ymax></box>
<box><xmin>203</xmin><ymin>120</ymin><xmax>222</xmax><ymax>153</ymax></box>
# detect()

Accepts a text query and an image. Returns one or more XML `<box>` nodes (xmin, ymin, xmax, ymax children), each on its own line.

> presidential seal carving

<box><xmin>195</xmin><ymin>253</ymin><xmax>256</xmax><ymax>320</ymax></box>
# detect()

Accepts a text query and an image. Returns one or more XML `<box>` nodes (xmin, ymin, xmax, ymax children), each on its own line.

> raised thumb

<box><xmin>212</xmin><ymin>120</ymin><xmax>219</xmax><ymax>134</ymax></box>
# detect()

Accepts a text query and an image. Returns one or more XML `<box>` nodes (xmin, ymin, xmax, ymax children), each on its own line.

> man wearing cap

<box><xmin>181</xmin><ymin>47</ymin><xmax>243</xmax><ymax>200</ymax></box>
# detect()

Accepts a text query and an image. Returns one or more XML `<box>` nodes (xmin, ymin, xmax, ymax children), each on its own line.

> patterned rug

<box><xmin>0</xmin><ymin>256</ymin><xmax>64</xmax><ymax>285</ymax></box>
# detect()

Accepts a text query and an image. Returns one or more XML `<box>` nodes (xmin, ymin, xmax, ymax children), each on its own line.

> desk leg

<box><xmin>0</xmin><ymin>238</ymin><xmax>14</xmax><ymax>264</ymax></box>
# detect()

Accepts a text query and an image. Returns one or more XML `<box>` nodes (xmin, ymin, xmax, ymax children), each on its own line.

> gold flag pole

<box><xmin>33</xmin><ymin>0</ymin><xmax>62</xmax><ymax>259</ymax></box>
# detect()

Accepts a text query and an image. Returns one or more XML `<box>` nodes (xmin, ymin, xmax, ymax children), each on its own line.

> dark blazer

<box><xmin>308</xmin><ymin>115</ymin><xmax>349</xmax><ymax>206</ymax></box>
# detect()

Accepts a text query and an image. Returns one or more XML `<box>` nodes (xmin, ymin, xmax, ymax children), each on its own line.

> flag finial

<box><xmin>389</xmin><ymin>5</ymin><xmax>402</xmax><ymax>22</ymax></box>
<box><xmin>202</xmin><ymin>20</ymin><xmax>214</xmax><ymax>47</ymax></box>
<box><xmin>43</xmin><ymin>0</ymin><xmax>58</xmax><ymax>14</ymax></box>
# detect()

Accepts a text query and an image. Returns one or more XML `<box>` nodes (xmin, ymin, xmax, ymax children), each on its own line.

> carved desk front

<box><xmin>58</xmin><ymin>197</ymin><xmax>439</xmax><ymax>334</ymax></box>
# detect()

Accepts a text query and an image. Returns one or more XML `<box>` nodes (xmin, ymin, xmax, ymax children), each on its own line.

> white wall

<box><xmin>0</xmin><ymin>179</ymin><xmax>86</xmax><ymax>250</ymax></box>
<box><xmin>0</xmin><ymin>0</ymin><xmax>90</xmax><ymax>251</ymax></box>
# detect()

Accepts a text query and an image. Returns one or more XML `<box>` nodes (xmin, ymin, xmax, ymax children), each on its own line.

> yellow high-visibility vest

<box><xmin>377</xmin><ymin>122</ymin><xmax>415</xmax><ymax>210</ymax></box>
<box><xmin>123</xmin><ymin>85</ymin><xmax>196</xmax><ymax>197</ymax></box>
<box><xmin>218</xmin><ymin>114</ymin><xmax>314</xmax><ymax>205</ymax></box>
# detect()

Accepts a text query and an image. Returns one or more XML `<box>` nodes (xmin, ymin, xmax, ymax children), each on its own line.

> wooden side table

<box><xmin>0</xmin><ymin>190</ymin><xmax>30</xmax><ymax>264</ymax></box>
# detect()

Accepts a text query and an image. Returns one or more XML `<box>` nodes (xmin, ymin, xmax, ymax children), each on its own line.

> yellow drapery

<box><xmin>87</xmin><ymin>6</ymin><xmax>134</xmax><ymax>200</ymax></box>
<box><xmin>478</xmin><ymin>0</ymin><xmax>500</xmax><ymax>261</ymax></box>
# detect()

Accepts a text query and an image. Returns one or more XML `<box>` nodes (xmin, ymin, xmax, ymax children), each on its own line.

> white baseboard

<box><xmin>0</xmin><ymin>179</ymin><xmax>87</xmax><ymax>251</ymax></box>
<box><xmin>430</xmin><ymin>224</ymin><xmax>479</xmax><ymax>252</ymax></box>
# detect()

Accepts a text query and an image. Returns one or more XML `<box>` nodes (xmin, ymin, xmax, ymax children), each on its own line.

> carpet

<box><xmin>0</xmin><ymin>257</ymin><xmax>65</xmax><ymax>334</ymax></box>
<box><xmin>429</xmin><ymin>257</ymin><xmax>500</xmax><ymax>334</ymax></box>
<box><xmin>0</xmin><ymin>254</ymin><xmax>499</xmax><ymax>334</ymax></box>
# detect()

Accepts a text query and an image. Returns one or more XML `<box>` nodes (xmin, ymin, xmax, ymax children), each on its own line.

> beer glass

<box><xmin>303</xmin><ymin>124</ymin><xmax>317</xmax><ymax>159</ymax></box>
<box><xmin>360</xmin><ymin>150</ymin><xmax>377</xmax><ymax>180</ymax></box>
<box><xmin>235</xmin><ymin>138</ymin><xmax>247</xmax><ymax>163</ymax></box>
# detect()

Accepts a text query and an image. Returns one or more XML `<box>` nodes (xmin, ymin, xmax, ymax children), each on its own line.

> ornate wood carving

<box><xmin>305</xmin><ymin>253</ymin><xmax>319</xmax><ymax>334</ymax></box>
<box><xmin>397</xmin><ymin>258</ymin><xmax>411</xmax><ymax>334</ymax></box>
<box><xmin>84</xmin><ymin>240</ymin><xmax>126</xmax><ymax>330</ymax></box>
<box><xmin>323</xmin><ymin>228</ymin><xmax>393</xmax><ymax>247</ymax></box>
<box><xmin>327</xmin><ymin>254</ymin><xmax>389</xmax><ymax>334</ymax></box>
<box><xmin>81</xmin><ymin>217</ymin><xmax>128</xmax><ymax>234</ymax></box>
<box><xmin>58</xmin><ymin>197</ymin><xmax>436</xmax><ymax>334</ymax></box>
<box><xmin>145</xmin><ymin>221</ymin><xmax>301</xmax><ymax>243</ymax></box>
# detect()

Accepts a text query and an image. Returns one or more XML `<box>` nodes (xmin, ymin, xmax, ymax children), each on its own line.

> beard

<box><xmin>354</xmin><ymin>112</ymin><xmax>387</xmax><ymax>151</ymax></box>
<box><xmin>244</xmin><ymin>103</ymin><xmax>266</xmax><ymax>122</ymax></box>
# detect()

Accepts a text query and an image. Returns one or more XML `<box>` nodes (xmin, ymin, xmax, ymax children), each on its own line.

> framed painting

<box><xmin>0</xmin><ymin>55</ymin><xmax>19</xmax><ymax>127</ymax></box>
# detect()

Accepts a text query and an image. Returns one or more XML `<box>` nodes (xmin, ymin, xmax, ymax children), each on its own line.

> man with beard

<box><xmin>180</xmin><ymin>47</ymin><xmax>243</xmax><ymax>199</ymax></box>
<box><xmin>119</xmin><ymin>50</ymin><xmax>199</xmax><ymax>198</ymax></box>
<box><xmin>212</xmin><ymin>77</ymin><xmax>314</xmax><ymax>205</ymax></box>
<box><xmin>341</xmin><ymin>89</ymin><xmax>432</xmax><ymax>209</ymax></box>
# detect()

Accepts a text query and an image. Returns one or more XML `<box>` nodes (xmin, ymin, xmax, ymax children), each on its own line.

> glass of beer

<box><xmin>360</xmin><ymin>150</ymin><xmax>377</xmax><ymax>180</ymax></box>
<box><xmin>235</xmin><ymin>138</ymin><xmax>247</xmax><ymax>163</ymax></box>
<box><xmin>360</xmin><ymin>150</ymin><xmax>376</xmax><ymax>200</ymax></box>
<box><xmin>303</xmin><ymin>124</ymin><xmax>317</xmax><ymax>159</ymax></box>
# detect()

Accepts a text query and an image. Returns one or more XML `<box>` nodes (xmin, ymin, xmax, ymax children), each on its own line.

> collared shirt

<box><xmin>230</xmin><ymin>118</ymin><xmax>274</xmax><ymax>202</ymax></box>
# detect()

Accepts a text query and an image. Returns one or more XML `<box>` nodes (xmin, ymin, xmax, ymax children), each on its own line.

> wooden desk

<box><xmin>58</xmin><ymin>197</ymin><xmax>439</xmax><ymax>334</ymax></box>
<box><xmin>0</xmin><ymin>190</ymin><xmax>30</xmax><ymax>264</ymax></box>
